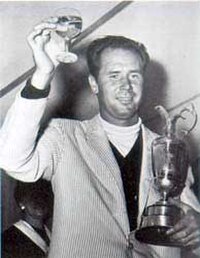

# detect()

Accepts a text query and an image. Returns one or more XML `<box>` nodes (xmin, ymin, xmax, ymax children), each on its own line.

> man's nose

<box><xmin>120</xmin><ymin>75</ymin><xmax>132</xmax><ymax>89</ymax></box>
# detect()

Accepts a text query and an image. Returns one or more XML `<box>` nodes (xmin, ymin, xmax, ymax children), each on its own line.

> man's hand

<box><xmin>28</xmin><ymin>19</ymin><xmax>59</xmax><ymax>75</ymax></box>
<box><xmin>166</xmin><ymin>198</ymin><xmax>200</xmax><ymax>250</ymax></box>
<box><xmin>27</xmin><ymin>18</ymin><xmax>78</xmax><ymax>89</ymax></box>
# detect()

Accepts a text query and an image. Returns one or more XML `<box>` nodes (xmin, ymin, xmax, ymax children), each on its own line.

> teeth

<box><xmin>118</xmin><ymin>95</ymin><xmax>132</xmax><ymax>98</ymax></box>
<box><xmin>117</xmin><ymin>96</ymin><xmax>133</xmax><ymax>100</ymax></box>
<box><xmin>118</xmin><ymin>98</ymin><xmax>131</xmax><ymax>101</ymax></box>
<box><xmin>117</xmin><ymin>98</ymin><xmax>132</xmax><ymax>104</ymax></box>
<box><xmin>116</xmin><ymin>91</ymin><xmax>133</xmax><ymax>101</ymax></box>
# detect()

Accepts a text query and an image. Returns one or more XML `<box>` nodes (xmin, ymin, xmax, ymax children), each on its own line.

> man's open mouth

<box><xmin>116</xmin><ymin>93</ymin><xmax>133</xmax><ymax>104</ymax></box>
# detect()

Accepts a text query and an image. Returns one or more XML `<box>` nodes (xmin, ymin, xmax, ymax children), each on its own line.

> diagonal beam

<box><xmin>0</xmin><ymin>67</ymin><xmax>35</xmax><ymax>98</ymax></box>
<box><xmin>0</xmin><ymin>1</ymin><xmax>133</xmax><ymax>98</ymax></box>
<box><xmin>72</xmin><ymin>1</ymin><xmax>133</xmax><ymax>47</ymax></box>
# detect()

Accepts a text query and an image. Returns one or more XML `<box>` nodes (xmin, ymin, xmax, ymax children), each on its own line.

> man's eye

<box><xmin>109</xmin><ymin>74</ymin><xmax>120</xmax><ymax>80</ymax></box>
<box><xmin>129</xmin><ymin>74</ymin><xmax>139</xmax><ymax>80</ymax></box>
<box><xmin>129</xmin><ymin>74</ymin><xmax>142</xmax><ymax>83</ymax></box>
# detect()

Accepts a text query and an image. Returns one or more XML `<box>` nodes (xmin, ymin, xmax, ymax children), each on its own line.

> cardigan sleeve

<box><xmin>181</xmin><ymin>167</ymin><xmax>200</xmax><ymax>212</ymax></box>
<box><xmin>0</xmin><ymin>87</ymin><xmax>63</xmax><ymax>182</ymax></box>
<box><xmin>21</xmin><ymin>79</ymin><xmax>50</xmax><ymax>99</ymax></box>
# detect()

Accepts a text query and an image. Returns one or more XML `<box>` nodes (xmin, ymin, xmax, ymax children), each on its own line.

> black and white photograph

<box><xmin>1</xmin><ymin>1</ymin><xmax>200</xmax><ymax>257</ymax></box>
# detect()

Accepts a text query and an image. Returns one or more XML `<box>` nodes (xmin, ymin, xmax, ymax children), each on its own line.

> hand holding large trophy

<box><xmin>135</xmin><ymin>104</ymin><xmax>197</xmax><ymax>246</ymax></box>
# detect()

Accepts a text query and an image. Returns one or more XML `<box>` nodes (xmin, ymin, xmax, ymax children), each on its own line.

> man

<box><xmin>0</xmin><ymin>20</ymin><xmax>200</xmax><ymax>258</ymax></box>
<box><xmin>2</xmin><ymin>179</ymin><xmax>53</xmax><ymax>258</ymax></box>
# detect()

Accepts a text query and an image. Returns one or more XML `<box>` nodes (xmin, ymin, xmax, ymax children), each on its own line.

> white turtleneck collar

<box><xmin>99</xmin><ymin>115</ymin><xmax>142</xmax><ymax>157</ymax></box>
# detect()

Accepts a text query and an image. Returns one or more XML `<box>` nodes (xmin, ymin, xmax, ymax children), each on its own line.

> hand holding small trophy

<box><xmin>28</xmin><ymin>7</ymin><xmax>82</xmax><ymax>88</ymax></box>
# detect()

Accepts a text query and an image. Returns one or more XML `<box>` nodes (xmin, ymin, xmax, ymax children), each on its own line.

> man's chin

<box><xmin>118</xmin><ymin>103</ymin><xmax>137</xmax><ymax>113</ymax></box>
<box><xmin>115</xmin><ymin>109</ymin><xmax>138</xmax><ymax>120</ymax></box>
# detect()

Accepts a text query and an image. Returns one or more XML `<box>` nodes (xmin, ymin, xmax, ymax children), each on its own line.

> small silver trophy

<box><xmin>135</xmin><ymin>104</ymin><xmax>197</xmax><ymax>246</ymax></box>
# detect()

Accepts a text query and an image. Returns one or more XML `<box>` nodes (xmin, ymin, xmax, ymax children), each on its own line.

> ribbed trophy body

<box><xmin>153</xmin><ymin>136</ymin><xmax>189</xmax><ymax>199</ymax></box>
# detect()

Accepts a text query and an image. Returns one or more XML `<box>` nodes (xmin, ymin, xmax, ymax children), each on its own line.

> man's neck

<box><xmin>23</xmin><ymin>214</ymin><xmax>44</xmax><ymax>229</ymax></box>
<box><xmin>99</xmin><ymin>113</ymin><xmax>139</xmax><ymax>127</ymax></box>
<box><xmin>99</xmin><ymin>114</ymin><xmax>142</xmax><ymax>157</ymax></box>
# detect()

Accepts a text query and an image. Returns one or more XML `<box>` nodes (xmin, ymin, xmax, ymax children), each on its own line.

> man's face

<box><xmin>93</xmin><ymin>47</ymin><xmax>144</xmax><ymax>126</ymax></box>
<box><xmin>24</xmin><ymin>197</ymin><xmax>49</xmax><ymax>221</ymax></box>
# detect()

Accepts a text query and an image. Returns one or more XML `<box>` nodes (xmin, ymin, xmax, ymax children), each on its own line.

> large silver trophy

<box><xmin>135</xmin><ymin>104</ymin><xmax>197</xmax><ymax>246</ymax></box>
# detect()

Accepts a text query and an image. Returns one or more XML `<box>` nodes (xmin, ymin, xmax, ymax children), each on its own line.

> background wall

<box><xmin>1</xmin><ymin>1</ymin><xmax>200</xmax><ymax>231</ymax></box>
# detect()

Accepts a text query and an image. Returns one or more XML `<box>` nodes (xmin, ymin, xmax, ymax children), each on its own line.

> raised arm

<box><xmin>0</xmin><ymin>19</ymin><xmax>76</xmax><ymax>181</ymax></box>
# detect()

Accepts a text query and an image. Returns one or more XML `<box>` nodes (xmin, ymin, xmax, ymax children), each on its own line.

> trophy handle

<box><xmin>154</xmin><ymin>105</ymin><xmax>171</xmax><ymax>137</ymax></box>
<box><xmin>172</xmin><ymin>104</ymin><xmax>198</xmax><ymax>138</ymax></box>
<box><xmin>155</xmin><ymin>104</ymin><xmax>197</xmax><ymax>139</ymax></box>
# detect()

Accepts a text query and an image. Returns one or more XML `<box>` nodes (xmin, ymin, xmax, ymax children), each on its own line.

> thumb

<box><xmin>168</xmin><ymin>197</ymin><xmax>192</xmax><ymax>214</ymax></box>
<box><xmin>56</xmin><ymin>52</ymin><xmax>78</xmax><ymax>64</ymax></box>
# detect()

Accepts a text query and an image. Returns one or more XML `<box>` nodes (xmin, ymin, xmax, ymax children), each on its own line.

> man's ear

<box><xmin>19</xmin><ymin>202</ymin><xmax>25</xmax><ymax>210</ymax></box>
<box><xmin>88</xmin><ymin>75</ymin><xmax>99</xmax><ymax>94</ymax></box>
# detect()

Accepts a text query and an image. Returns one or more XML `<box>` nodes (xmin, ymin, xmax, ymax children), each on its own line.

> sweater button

<box><xmin>128</xmin><ymin>241</ymin><xmax>133</xmax><ymax>250</ymax></box>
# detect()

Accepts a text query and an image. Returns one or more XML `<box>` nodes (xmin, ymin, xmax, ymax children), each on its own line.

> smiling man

<box><xmin>0</xmin><ymin>20</ymin><xmax>200</xmax><ymax>258</ymax></box>
<box><xmin>88</xmin><ymin>37</ymin><xmax>145</xmax><ymax>126</ymax></box>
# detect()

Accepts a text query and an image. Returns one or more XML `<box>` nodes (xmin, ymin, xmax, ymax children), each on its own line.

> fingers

<box><xmin>42</xmin><ymin>16</ymin><xmax>59</xmax><ymax>24</ymax></box>
<box><xmin>185</xmin><ymin>231</ymin><xmax>200</xmax><ymax>249</ymax></box>
<box><xmin>56</xmin><ymin>52</ymin><xmax>78</xmax><ymax>63</ymax></box>
<box><xmin>184</xmin><ymin>231</ymin><xmax>200</xmax><ymax>247</ymax></box>
<box><xmin>27</xmin><ymin>20</ymin><xmax>57</xmax><ymax>50</ymax></box>
<box><xmin>168</xmin><ymin>229</ymin><xmax>200</xmax><ymax>248</ymax></box>
<box><xmin>166</xmin><ymin>208</ymin><xmax>200</xmax><ymax>248</ymax></box>
<box><xmin>167</xmin><ymin>210</ymin><xmax>199</xmax><ymax>237</ymax></box>
<box><xmin>28</xmin><ymin>29</ymin><xmax>50</xmax><ymax>50</ymax></box>
<box><xmin>27</xmin><ymin>18</ymin><xmax>78</xmax><ymax>65</ymax></box>
<box><xmin>34</xmin><ymin>21</ymin><xmax>57</xmax><ymax>31</ymax></box>
<box><xmin>168</xmin><ymin>198</ymin><xmax>192</xmax><ymax>213</ymax></box>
